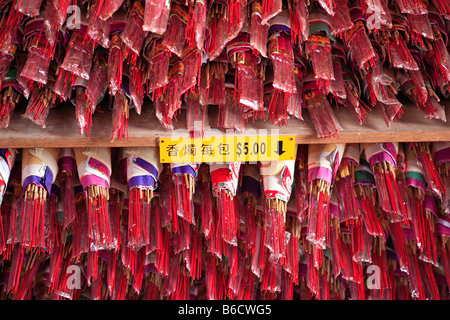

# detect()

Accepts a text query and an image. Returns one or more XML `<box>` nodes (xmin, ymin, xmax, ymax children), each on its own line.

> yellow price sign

<box><xmin>159</xmin><ymin>135</ymin><xmax>296</xmax><ymax>163</ymax></box>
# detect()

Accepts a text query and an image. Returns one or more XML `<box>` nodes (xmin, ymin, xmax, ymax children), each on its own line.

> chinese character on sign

<box><xmin>201</xmin><ymin>144</ymin><xmax>214</xmax><ymax>156</ymax></box>
<box><xmin>182</xmin><ymin>144</ymin><xmax>196</xmax><ymax>156</ymax></box>
<box><xmin>218</xmin><ymin>143</ymin><xmax>230</xmax><ymax>155</ymax></box>
<box><xmin>166</xmin><ymin>145</ymin><xmax>179</xmax><ymax>157</ymax></box>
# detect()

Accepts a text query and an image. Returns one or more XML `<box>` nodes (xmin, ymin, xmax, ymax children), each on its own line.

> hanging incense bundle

<box><xmin>240</xmin><ymin>164</ymin><xmax>261</xmax><ymax>256</ymax></box>
<box><xmin>409</xmin><ymin>142</ymin><xmax>446</xmax><ymax>201</ymax></box>
<box><xmin>0</xmin><ymin>25</ymin><xmax>20</xmax><ymax>88</ymax></box>
<box><xmin>15</xmin><ymin>0</ymin><xmax>43</xmax><ymax>17</ymax></box>
<box><xmin>286</xmin><ymin>55</ymin><xmax>305</xmax><ymax>120</ymax></box>
<box><xmin>329</xmin><ymin>40</ymin><xmax>347</xmax><ymax>100</ymax></box>
<box><xmin>218</xmin><ymin>71</ymin><xmax>245</xmax><ymax>132</ymax></box>
<box><xmin>365</xmin><ymin>143</ymin><xmax>408</xmax><ymax>223</ymax></box>
<box><xmin>108</xmin><ymin>34</ymin><xmax>125</xmax><ymax>96</ymax></box>
<box><xmin>210</xmin><ymin>162</ymin><xmax>241</xmax><ymax>247</ymax></box>
<box><xmin>126</xmin><ymin>147</ymin><xmax>162</xmax><ymax>251</ymax></box>
<box><xmin>261</xmin><ymin>159</ymin><xmax>295</xmax><ymax>263</ymax></box>
<box><xmin>395</xmin><ymin>143</ymin><xmax>412</xmax><ymax>222</ymax></box>
<box><xmin>331</xmin><ymin>0</ymin><xmax>353</xmax><ymax>37</ymax></box>
<box><xmin>74</xmin><ymin>147</ymin><xmax>115</xmax><ymax>250</ymax></box>
<box><xmin>290</xmin><ymin>0</ymin><xmax>309</xmax><ymax>45</ymax></box>
<box><xmin>143</xmin><ymin>35</ymin><xmax>171</xmax><ymax>97</ymax></box>
<box><xmin>58</xmin><ymin>148</ymin><xmax>77</xmax><ymax>229</ymax></box>
<box><xmin>200</xmin><ymin>61</ymin><xmax>228</xmax><ymax>106</ymax></box>
<box><xmin>306</xmin><ymin>34</ymin><xmax>334</xmax><ymax>94</ymax></box>
<box><xmin>120</xmin><ymin>1</ymin><xmax>147</xmax><ymax>62</ymax></box>
<box><xmin>85</xmin><ymin>51</ymin><xmax>108</xmax><ymax>112</ymax></box>
<box><xmin>227</xmin><ymin>30</ymin><xmax>263</xmax><ymax>112</ymax></box>
<box><xmin>186</xmin><ymin>92</ymin><xmax>210</xmax><ymax>137</ymax></box>
<box><xmin>353</xmin><ymin>153</ymin><xmax>385</xmax><ymax>237</ymax></box>
<box><xmin>335</xmin><ymin>144</ymin><xmax>361</xmax><ymax>224</ymax></box>
<box><xmin>267</xmin><ymin>11</ymin><xmax>296</xmax><ymax>124</ymax></box>
<box><xmin>0</xmin><ymin>148</ymin><xmax>17</xmax><ymax>253</ymax></box>
<box><xmin>162</xmin><ymin>2</ymin><xmax>188</xmax><ymax>58</ymax></box>
<box><xmin>294</xmin><ymin>144</ymin><xmax>308</xmax><ymax>223</ymax></box>
<box><xmin>0</xmin><ymin>73</ymin><xmax>22</xmax><ymax>129</ymax></box>
<box><xmin>111</xmin><ymin>88</ymin><xmax>130</xmax><ymax>141</ymax></box>
<box><xmin>21</xmin><ymin>148</ymin><xmax>60</xmax><ymax>250</ymax></box>
<box><xmin>60</xmin><ymin>29</ymin><xmax>94</xmax><ymax>82</ymax></box>
<box><xmin>303</xmin><ymin>73</ymin><xmax>343</xmax><ymax>138</ymax></box>
<box><xmin>155</xmin><ymin>61</ymin><xmax>184</xmax><ymax>130</ymax></box>
<box><xmin>24</xmin><ymin>84</ymin><xmax>57</xmax><ymax>128</ymax></box>
<box><xmin>249</xmin><ymin>0</ymin><xmax>269</xmax><ymax>57</ymax></box>
<box><xmin>180</xmin><ymin>47</ymin><xmax>201</xmax><ymax>95</ymax></box>
<box><xmin>306</xmin><ymin>143</ymin><xmax>345</xmax><ymax>266</ymax></box>
<box><xmin>86</xmin><ymin>0</ymin><xmax>111</xmax><ymax>49</ymax></box>
<box><xmin>170</xmin><ymin>163</ymin><xmax>198</xmax><ymax>225</ymax></box>
<box><xmin>185</xmin><ymin>0</ymin><xmax>206</xmax><ymax>50</ymax></box>
<box><xmin>344</xmin><ymin>18</ymin><xmax>377</xmax><ymax>71</ymax></box>
<box><xmin>143</xmin><ymin>0</ymin><xmax>171</xmax><ymax>34</ymax></box>
<box><xmin>207</xmin><ymin>1</ymin><xmax>229</xmax><ymax>61</ymax></box>
<box><xmin>41</xmin><ymin>0</ymin><xmax>67</xmax><ymax>46</ymax></box>
<box><xmin>431</xmin><ymin>142</ymin><xmax>450</xmax><ymax>214</ymax></box>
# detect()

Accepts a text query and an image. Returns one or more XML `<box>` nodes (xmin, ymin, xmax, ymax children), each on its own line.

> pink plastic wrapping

<box><xmin>143</xmin><ymin>0</ymin><xmax>171</xmax><ymax>34</ymax></box>
<box><xmin>200</xmin><ymin>61</ymin><xmax>227</xmax><ymax>106</ymax></box>
<box><xmin>249</xmin><ymin>1</ymin><xmax>269</xmax><ymax>57</ymax></box>
<box><xmin>432</xmin><ymin>25</ymin><xmax>450</xmax><ymax>83</ymax></box>
<box><xmin>180</xmin><ymin>48</ymin><xmax>201</xmax><ymax>94</ymax></box>
<box><xmin>121</xmin><ymin>2</ymin><xmax>147</xmax><ymax>57</ymax></box>
<box><xmin>145</xmin><ymin>36</ymin><xmax>170</xmax><ymax>95</ymax></box>
<box><xmin>304</xmin><ymin>90</ymin><xmax>343</xmax><ymax>139</ymax></box>
<box><xmin>130</xmin><ymin>60</ymin><xmax>146</xmax><ymax>114</ymax></box>
<box><xmin>207</xmin><ymin>10</ymin><xmax>228</xmax><ymax>61</ymax></box>
<box><xmin>331</xmin><ymin>0</ymin><xmax>353</xmax><ymax>36</ymax></box>
<box><xmin>409</xmin><ymin>13</ymin><xmax>434</xmax><ymax>45</ymax></box>
<box><xmin>261</xmin><ymin>0</ymin><xmax>282</xmax><ymax>24</ymax></box>
<box><xmin>329</xmin><ymin>59</ymin><xmax>346</xmax><ymax>99</ymax></box>
<box><xmin>98</xmin><ymin>0</ymin><xmax>124</xmax><ymax>21</ymax></box>
<box><xmin>42</xmin><ymin>0</ymin><xmax>66</xmax><ymax>45</ymax></box>
<box><xmin>162</xmin><ymin>3</ymin><xmax>188</xmax><ymax>57</ymax></box>
<box><xmin>290</xmin><ymin>0</ymin><xmax>309</xmax><ymax>44</ymax></box>
<box><xmin>60</xmin><ymin>32</ymin><xmax>94</xmax><ymax>81</ymax></box>
<box><xmin>185</xmin><ymin>0</ymin><xmax>206</xmax><ymax>50</ymax></box>
<box><xmin>15</xmin><ymin>0</ymin><xmax>43</xmax><ymax>17</ymax></box>
<box><xmin>394</xmin><ymin>0</ymin><xmax>427</xmax><ymax>15</ymax></box>
<box><xmin>111</xmin><ymin>90</ymin><xmax>130</xmax><ymax>141</ymax></box>
<box><xmin>85</xmin><ymin>53</ymin><xmax>108</xmax><ymax>109</ymax></box>
<box><xmin>24</xmin><ymin>86</ymin><xmax>54</xmax><ymax>128</ymax></box>
<box><xmin>307</xmin><ymin>35</ymin><xmax>334</xmax><ymax>93</ymax></box>
<box><xmin>287</xmin><ymin>64</ymin><xmax>303</xmax><ymax>120</ymax></box>
<box><xmin>219</xmin><ymin>87</ymin><xmax>244</xmax><ymax>132</ymax></box>
<box><xmin>226</xmin><ymin>0</ymin><xmax>247</xmax><ymax>41</ymax></box>
<box><xmin>345</xmin><ymin>21</ymin><xmax>376</xmax><ymax>70</ymax></box>
<box><xmin>388</xmin><ymin>33</ymin><xmax>419</xmax><ymax>71</ymax></box>
<box><xmin>21</xmin><ymin>36</ymin><xmax>53</xmax><ymax>86</ymax></box>
<box><xmin>87</xmin><ymin>7</ymin><xmax>111</xmax><ymax>48</ymax></box>
<box><xmin>0</xmin><ymin>31</ymin><xmax>19</xmax><ymax>87</ymax></box>
<box><xmin>269</xmin><ymin>32</ymin><xmax>296</xmax><ymax>93</ymax></box>
<box><xmin>108</xmin><ymin>34</ymin><xmax>124</xmax><ymax>96</ymax></box>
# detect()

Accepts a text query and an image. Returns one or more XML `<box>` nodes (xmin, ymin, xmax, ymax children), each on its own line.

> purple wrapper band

<box><xmin>51</xmin><ymin>183</ymin><xmax>60</xmax><ymax>197</ymax></box>
<box><xmin>241</xmin><ymin>175</ymin><xmax>261</xmax><ymax>198</ymax></box>
<box><xmin>405</xmin><ymin>178</ymin><xmax>426</xmax><ymax>192</ymax></box>
<box><xmin>424</xmin><ymin>194</ymin><xmax>438</xmax><ymax>216</ymax></box>
<box><xmin>308</xmin><ymin>166</ymin><xmax>333</xmax><ymax>184</ymax></box>
<box><xmin>172</xmin><ymin>165</ymin><xmax>196</xmax><ymax>178</ymax></box>
<box><xmin>433</xmin><ymin>147</ymin><xmax>450</xmax><ymax>166</ymax></box>
<box><xmin>135</xmin><ymin>157</ymin><xmax>158</xmax><ymax>179</ymax></box>
<box><xmin>268</xmin><ymin>24</ymin><xmax>292</xmax><ymax>36</ymax></box>
<box><xmin>81</xmin><ymin>174</ymin><xmax>109</xmax><ymax>190</ymax></box>
<box><xmin>59</xmin><ymin>155</ymin><xmax>76</xmax><ymax>173</ymax></box>
<box><xmin>23</xmin><ymin>166</ymin><xmax>53</xmax><ymax>196</ymax></box>
<box><xmin>74</xmin><ymin>184</ymin><xmax>84</xmax><ymax>195</ymax></box>
<box><xmin>129</xmin><ymin>175</ymin><xmax>157</xmax><ymax>190</ymax></box>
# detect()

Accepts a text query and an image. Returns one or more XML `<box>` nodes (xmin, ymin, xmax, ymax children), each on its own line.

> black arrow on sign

<box><xmin>274</xmin><ymin>141</ymin><xmax>285</xmax><ymax>156</ymax></box>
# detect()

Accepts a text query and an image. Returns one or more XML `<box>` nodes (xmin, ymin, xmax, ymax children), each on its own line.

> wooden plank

<box><xmin>0</xmin><ymin>99</ymin><xmax>449</xmax><ymax>148</ymax></box>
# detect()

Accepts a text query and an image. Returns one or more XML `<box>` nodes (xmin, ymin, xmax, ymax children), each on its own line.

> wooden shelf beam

<box><xmin>0</xmin><ymin>100</ymin><xmax>449</xmax><ymax>148</ymax></box>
